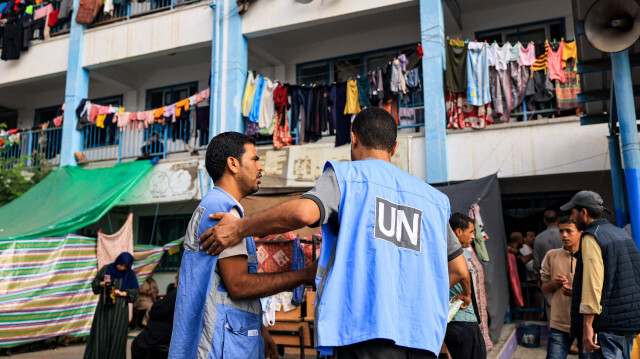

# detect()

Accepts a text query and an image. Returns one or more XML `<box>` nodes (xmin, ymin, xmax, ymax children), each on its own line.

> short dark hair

<box><xmin>449</xmin><ymin>213</ymin><xmax>473</xmax><ymax>232</ymax></box>
<box><xmin>352</xmin><ymin>107</ymin><xmax>397</xmax><ymax>153</ymax></box>
<box><xmin>575</xmin><ymin>205</ymin><xmax>603</xmax><ymax>219</ymax></box>
<box><xmin>509</xmin><ymin>232</ymin><xmax>523</xmax><ymax>244</ymax></box>
<box><xmin>205</xmin><ymin>132</ymin><xmax>256</xmax><ymax>183</ymax></box>
<box><xmin>558</xmin><ymin>216</ymin><xmax>576</xmax><ymax>226</ymax></box>
<box><xmin>543</xmin><ymin>210</ymin><xmax>558</xmax><ymax>224</ymax></box>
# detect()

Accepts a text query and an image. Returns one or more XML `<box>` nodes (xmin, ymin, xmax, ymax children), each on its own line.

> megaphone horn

<box><xmin>584</xmin><ymin>0</ymin><xmax>640</xmax><ymax>53</ymax></box>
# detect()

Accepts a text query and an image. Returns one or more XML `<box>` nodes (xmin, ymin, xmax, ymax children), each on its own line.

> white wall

<box><xmin>407</xmin><ymin>117</ymin><xmax>613</xmax><ymax>182</ymax></box>
<box><xmin>242</xmin><ymin>0</ymin><xmax>416</xmax><ymax>37</ymax></box>
<box><xmin>83</xmin><ymin>3</ymin><xmax>212</xmax><ymax>68</ymax></box>
<box><xmin>0</xmin><ymin>35</ymin><xmax>69</xmax><ymax>87</ymax></box>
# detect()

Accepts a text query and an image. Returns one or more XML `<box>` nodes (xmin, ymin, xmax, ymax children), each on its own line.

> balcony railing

<box><xmin>91</xmin><ymin>0</ymin><xmax>201</xmax><ymax>27</ymax></box>
<box><xmin>1</xmin><ymin>128</ymin><xmax>62</xmax><ymax>169</ymax></box>
<box><xmin>81</xmin><ymin>108</ymin><xmax>208</xmax><ymax>163</ymax></box>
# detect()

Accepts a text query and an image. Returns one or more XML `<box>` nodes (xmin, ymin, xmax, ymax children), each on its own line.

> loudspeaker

<box><xmin>584</xmin><ymin>0</ymin><xmax>640</xmax><ymax>53</ymax></box>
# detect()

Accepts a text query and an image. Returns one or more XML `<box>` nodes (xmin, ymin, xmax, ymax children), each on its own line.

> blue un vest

<box><xmin>314</xmin><ymin>160</ymin><xmax>451</xmax><ymax>356</ymax></box>
<box><xmin>169</xmin><ymin>187</ymin><xmax>263</xmax><ymax>359</ymax></box>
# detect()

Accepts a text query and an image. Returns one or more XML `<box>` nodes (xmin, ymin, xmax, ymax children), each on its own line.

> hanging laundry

<box><xmin>531</xmin><ymin>40</ymin><xmax>548</xmax><ymax>73</ymax></box>
<box><xmin>258</xmin><ymin>78</ymin><xmax>276</xmax><ymax>133</ymax></box>
<box><xmin>164</xmin><ymin>104</ymin><xmax>177</xmax><ymax>124</ymax></box>
<box><xmin>466</xmin><ymin>42</ymin><xmax>491</xmax><ymax>106</ymax></box>
<box><xmin>446</xmin><ymin>91</ymin><xmax>492</xmax><ymax>129</ymax></box>
<box><xmin>382</xmin><ymin>99</ymin><xmax>399</xmax><ymax>126</ymax></box>
<box><xmin>489</xmin><ymin>65</ymin><xmax>513</xmax><ymax>123</ymax></box>
<box><xmin>53</xmin><ymin>115</ymin><xmax>63</xmax><ymax>127</ymax></box>
<box><xmin>382</xmin><ymin>63</ymin><xmax>394</xmax><ymax>103</ymax></box>
<box><xmin>241</xmin><ymin>71</ymin><xmax>258</xmax><ymax>117</ymax></box>
<box><xmin>562</xmin><ymin>40</ymin><xmax>577</xmax><ymax>67</ymax></box>
<box><xmin>286</xmin><ymin>84</ymin><xmax>304</xmax><ymax>143</ymax></box>
<box><xmin>464</xmin><ymin>247</ymin><xmax>494</xmax><ymax>352</ymax></box>
<box><xmin>97</xmin><ymin>213</ymin><xmax>134</xmax><ymax>270</ymax></box>
<box><xmin>370</xmin><ymin>68</ymin><xmax>384</xmax><ymax>106</ymax></box>
<box><xmin>188</xmin><ymin>94</ymin><xmax>197</xmax><ymax>107</ymax></box>
<box><xmin>555</xmin><ymin>58</ymin><xmax>581</xmax><ymax>109</ymax></box>
<box><xmin>75</xmin><ymin>0</ymin><xmax>103</xmax><ymax>24</ymax></box>
<box><xmin>390</xmin><ymin>58</ymin><xmax>407</xmax><ymax>95</ymax></box>
<box><xmin>507</xmin><ymin>43</ymin><xmax>520</xmax><ymax>62</ymax></box>
<box><xmin>405</xmin><ymin>67</ymin><xmax>421</xmax><ymax>90</ymax></box>
<box><xmin>518</xmin><ymin>42</ymin><xmax>536</xmax><ymax>67</ymax></box>
<box><xmin>115</xmin><ymin>112</ymin><xmax>130</xmax><ymax>128</ymax></box>
<box><xmin>486</xmin><ymin>42</ymin><xmax>496</xmax><ymax>68</ymax></box>
<box><xmin>199</xmin><ymin>88</ymin><xmax>210</xmax><ymax>100</ymax></box>
<box><xmin>248</xmin><ymin>75</ymin><xmax>264</xmax><ymax>124</ymax></box>
<box><xmin>96</xmin><ymin>106</ymin><xmax>110</xmax><ymax>128</ymax></box>
<box><xmin>468</xmin><ymin>204</ymin><xmax>490</xmax><ymax>261</ymax></box>
<box><xmin>175</xmin><ymin>98</ymin><xmax>190</xmax><ymax>117</ymax></box>
<box><xmin>196</xmin><ymin>106</ymin><xmax>210</xmax><ymax>147</ymax></box>
<box><xmin>48</xmin><ymin>8</ymin><xmax>59</xmax><ymax>26</ymax></box>
<box><xmin>492</xmin><ymin>43</ymin><xmax>510</xmax><ymax>71</ymax></box>
<box><xmin>397</xmin><ymin>54</ymin><xmax>409</xmax><ymax>72</ymax></box>
<box><xmin>344</xmin><ymin>79</ymin><xmax>361</xmax><ymax>115</ymax></box>
<box><xmin>510</xmin><ymin>63</ymin><xmax>530</xmax><ymax>111</ymax></box>
<box><xmin>328</xmin><ymin>82</ymin><xmax>350</xmax><ymax>147</ymax></box>
<box><xmin>547</xmin><ymin>40</ymin><xmax>566</xmax><ymax>83</ymax></box>
<box><xmin>445</xmin><ymin>39</ymin><xmax>468</xmax><ymax>93</ymax></box>
<box><xmin>357</xmin><ymin>75</ymin><xmax>371</xmax><ymax>108</ymax></box>
<box><xmin>273</xmin><ymin>82</ymin><xmax>292</xmax><ymax>150</ymax></box>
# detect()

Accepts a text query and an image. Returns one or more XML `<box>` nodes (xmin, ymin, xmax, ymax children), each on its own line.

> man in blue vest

<box><xmin>561</xmin><ymin>190</ymin><xmax>640</xmax><ymax>359</ymax></box>
<box><xmin>169</xmin><ymin>132</ymin><xmax>317</xmax><ymax>359</ymax></box>
<box><xmin>199</xmin><ymin>108</ymin><xmax>472</xmax><ymax>358</ymax></box>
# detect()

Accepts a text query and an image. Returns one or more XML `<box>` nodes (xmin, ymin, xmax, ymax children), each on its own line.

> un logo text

<box><xmin>374</xmin><ymin>197</ymin><xmax>422</xmax><ymax>252</ymax></box>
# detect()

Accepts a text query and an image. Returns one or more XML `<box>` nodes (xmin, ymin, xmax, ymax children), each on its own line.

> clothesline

<box><xmin>64</xmin><ymin>88</ymin><xmax>211</xmax><ymax>131</ymax></box>
<box><xmin>446</xmin><ymin>37</ymin><xmax>577</xmax><ymax>46</ymax></box>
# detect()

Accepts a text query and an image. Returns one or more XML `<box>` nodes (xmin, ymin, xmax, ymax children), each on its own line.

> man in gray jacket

<box><xmin>533</xmin><ymin>210</ymin><xmax>563</xmax><ymax>319</ymax></box>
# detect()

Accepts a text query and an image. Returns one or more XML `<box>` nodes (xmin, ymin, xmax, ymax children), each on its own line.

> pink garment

<box><xmin>115</xmin><ymin>112</ymin><xmax>130</xmax><ymax>128</ymax></box>
<box><xmin>164</xmin><ymin>103</ymin><xmax>176</xmax><ymax>123</ymax></box>
<box><xmin>145</xmin><ymin>110</ymin><xmax>155</xmax><ymax>128</ymax></box>
<box><xmin>53</xmin><ymin>115</ymin><xmax>63</xmax><ymax>127</ymax></box>
<box><xmin>98</xmin><ymin>105</ymin><xmax>110</xmax><ymax>115</ymax></box>
<box><xmin>518</xmin><ymin>42</ymin><xmax>536</xmax><ymax>66</ymax></box>
<box><xmin>34</xmin><ymin>3</ymin><xmax>52</xmax><ymax>19</ymax></box>
<box><xmin>96</xmin><ymin>213</ymin><xmax>134</xmax><ymax>270</ymax></box>
<box><xmin>466</xmin><ymin>248</ymin><xmax>493</xmax><ymax>352</ymax></box>
<box><xmin>137</xmin><ymin>112</ymin><xmax>146</xmax><ymax>130</ymax></box>
<box><xmin>89</xmin><ymin>105</ymin><xmax>100</xmax><ymax>122</ymax></box>
<box><xmin>199</xmin><ymin>88</ymin><xmax>210</xmax><ymax>100</ymax></box>
<box><xmin>547</xmin><ymin>41</ymin><xmax>566</xmax><ymax>83</ymax></box>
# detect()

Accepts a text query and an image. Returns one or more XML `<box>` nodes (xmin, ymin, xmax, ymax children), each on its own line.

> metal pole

<box><xmin>608</xmin><ymin>135</ymin><xmax>628</xmax><ymax>227</ymax></box>
<box><xmin>611</xmin><ymin>49</ymin><xmax>640</xmax><ymax>246</ymax></box>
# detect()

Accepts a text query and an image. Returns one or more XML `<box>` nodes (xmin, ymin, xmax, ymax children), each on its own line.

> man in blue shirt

<box><xmin>199</xmin><ymin>108</ymin><xmax>471</xmax><ymax>358</ymax></box>
<box><xmin>169</xmin><ymin>132</ymin><xmax>317</xmax><ymax>359</ymax></box>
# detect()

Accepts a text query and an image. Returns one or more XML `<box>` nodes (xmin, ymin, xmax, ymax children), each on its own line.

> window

<box><xmin>34</xmin><ymin>105</ymin><xmax>63</xmax><ymax>128</ymax></box>
<box><xmin>476</xmin><ymin>18</ymin><xmax>565</xmax><ymax>45</ymax></box>
<box><xmin>298</xmin><ymin>63</ymin><xmax>329</xmax><ymax>85</ymax></box>
<box><xmin>138</xmin><ymin>214</ymin><xmax>192</xmax><ymax>272</ymax></box>
<box><xmin>146</xmin><ymin>82</ymin><xmax>198</xmax><ymax>109</ymax></box>
<box><xmin>0</xmin><ymin>106</ymin><xmax>18</xmax><ymax>130</ymax></box>
<box><xmin>83</xmin><ymin>95</ymin><xmax>124</xmax><ymax>148</ymax></box>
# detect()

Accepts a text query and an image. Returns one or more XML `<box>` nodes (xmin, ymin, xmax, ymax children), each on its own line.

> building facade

<box><xmin>0</xmin><ymin>0</ymin><xmax>624</xmax><ymax>289</ymax></box>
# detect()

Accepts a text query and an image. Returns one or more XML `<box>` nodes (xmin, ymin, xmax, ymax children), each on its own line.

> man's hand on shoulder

<box><xmin>199</xmin><ymin>212</ymin><xmax>243</xmax><ymax>255</ymax></box>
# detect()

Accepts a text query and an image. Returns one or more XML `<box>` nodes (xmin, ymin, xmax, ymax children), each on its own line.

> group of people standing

<box><xmin>80</xmin><ymin>107</ymin><xmax>640</xmax><ymax>359</ymax></box>
<box><xmin>509</xmin><ymin>197</ymin><xmax>640</xmax><ymax>359</ymax></box>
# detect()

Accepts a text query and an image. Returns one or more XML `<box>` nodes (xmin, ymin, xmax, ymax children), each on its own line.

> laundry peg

<box><xmin>475</xmin><ymin>39</ymin><xmax>478</xmax><ymax>43</ymax></box>
<box><xmin>493</xmin><ymin>40</ymin><xmax>497</xmax><ymax>44</ymax></box>
<box><xmin>553</xmin><ymin>38</ymin><xmax>556</xmax><ymax>44</ymax></box>
<box><xmin>456</xmin><ymin>36</ymin><xmax>459</xmax><ymax>41</ymax></box>
<box><xmin>465</xmin><ymin>38</ymin><xmax>469</xmax><ymax>44</ymax></box>
<box><xmin>561</xmin><ymin>37</ymin><xmax>564</xmax><ymax>42</ymax></box>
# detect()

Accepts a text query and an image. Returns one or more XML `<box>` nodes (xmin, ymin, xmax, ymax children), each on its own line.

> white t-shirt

<box><xmin>520</xmin><ymin>244</ymin><xmax>535</xmax><ymax>279</ymax></box>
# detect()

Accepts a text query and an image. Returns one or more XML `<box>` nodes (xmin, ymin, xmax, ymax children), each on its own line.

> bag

<box><xmin>103</xmin><ymin>281</ymin><xmax>116</xmax><ymax>306</ymax></box>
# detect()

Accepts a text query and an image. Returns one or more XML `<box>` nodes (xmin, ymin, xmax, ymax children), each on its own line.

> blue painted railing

<box><xmin>1</xmin><ymin>128</ymin><xmax>63</xmax><ymax>169</ymax></box>
<box><xmin>91</xmin><ymin>0</ymin><xmax>200</xmax><ymax>27</ymax></box>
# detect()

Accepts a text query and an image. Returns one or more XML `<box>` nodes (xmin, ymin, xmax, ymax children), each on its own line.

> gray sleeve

<box><xmin>301</xmin><ymin>166</ymin><xmax>340</xmax><ymax>227</ymax></box>
<box><xmin>447</xmin><ymin>223</ymin><xmax>463</xmax><ymax>261</ymax></box>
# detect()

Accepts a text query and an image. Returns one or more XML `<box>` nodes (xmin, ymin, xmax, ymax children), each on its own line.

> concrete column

<box><xmin>60</xmin><ymin>0</ymin><xmax>88</xmax><ymax>166</ymax></box>
<box><xmin>419</xmin><ymin>0</ymin><xmax>448</xmax><ymax>184</ymax></box>
<box><xmin>209</xmin><ymin>0</ymin><xmax>247</xmax><ymax>139</ymax></box>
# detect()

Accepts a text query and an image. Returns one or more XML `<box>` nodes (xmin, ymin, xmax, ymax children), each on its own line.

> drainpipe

<box><xmin>611</xmin><ymin>50</ymin><xmax>640</xmax><ymax>247</ymax></box>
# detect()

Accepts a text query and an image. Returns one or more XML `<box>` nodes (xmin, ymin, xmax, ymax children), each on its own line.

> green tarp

<box><xmin>0</xmin><ymin>161</ymin><xmax>152</xmax><ymax>241</ymax></box>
